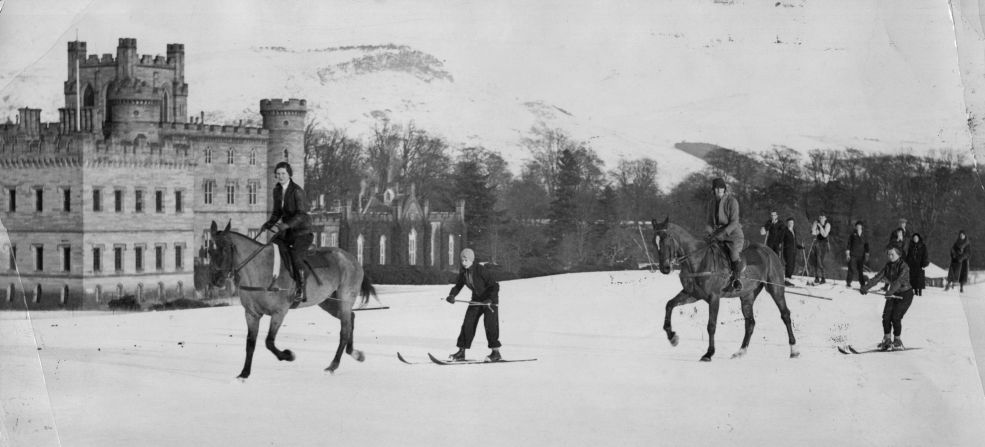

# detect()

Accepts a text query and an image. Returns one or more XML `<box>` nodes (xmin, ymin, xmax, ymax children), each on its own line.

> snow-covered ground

<box><xmin>3</xmin><ymin>271</ymin><xmax>985</xmax><ymax>446</ymax></box>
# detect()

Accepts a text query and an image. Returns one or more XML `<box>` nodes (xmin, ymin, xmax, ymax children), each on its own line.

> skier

<box><xmin>945</xmin><ymin>230</ymin><xmax>971</xmax><ymax>293</ymax></box>
<box><xmin>704</xmin><ymin>177</ymin><xmax>745</xmax><ymax>293</ymax></box>
<box><xmin>845</xmin><ymin>220</ymin><xmax>869</xmax><ymax>289</ymax></box>
<box><xmin>860</xmin><ymin>247</ymin><xmax>914</xmax><ymax>351</ymax></box>
<box><xmin>446</xmin><ymin>248</ymin><xmax>503</xmax><ymax>362</ymax></box>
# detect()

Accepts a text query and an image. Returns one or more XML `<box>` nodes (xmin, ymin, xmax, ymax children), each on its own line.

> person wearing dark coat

<box><xmin>845</xmin><ymin>220</ymin><xmax>870</xmax><ymax>289</ymax></box>
<box><xmin>887</xmin><ymin>228</ymin><xmax>906</xmax><ymax>258</ymax></box>
<box><xmin>904</xmin><ymin>233</ymin><xmax>929</xmax><ymax>296</ymax></box>
<box><xmin>860</xmin><ymin>247</ymin><xmax>914</xmax><ymax>351</ymax></box>
<box><xmin>779</xmin><ymin>217</ymin><xmax>801</xmax><ymax>285</ymax></box>
<box><xmin>446</xmin><ymin>248</ymin><xmax>503</xmax><ymax>362</ymax></box>
<box><xmin>261</xmin><ymin>162</ymin><xmax>313</xmax><ymax>306</ymax></box>
<box><xmin>946</xmin><ymin>230</ymin><xmax>971</xmax><ymax>293</ymax></box>
<box><xmin>761</xmin><ymin>210</ymin><xmax>785</xmax><ymax>255</ymax></box>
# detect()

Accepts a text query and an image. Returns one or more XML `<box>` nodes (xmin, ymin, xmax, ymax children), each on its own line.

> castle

<box><xmin>0</xmin><ymin>37</ymin><xmax>466</xmax><ymax>310</ymax></box>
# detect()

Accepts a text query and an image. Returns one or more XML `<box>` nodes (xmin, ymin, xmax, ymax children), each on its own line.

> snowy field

<box><xmin>3</xmin><ymin>271</ymin><xmax>985</xmax><ymax>447</ymax></box>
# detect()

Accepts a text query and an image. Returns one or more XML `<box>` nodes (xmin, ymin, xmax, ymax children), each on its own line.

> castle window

<box><xmin>35</xmin><ymin>188</ymin><xmax>43</xmax><ymax>212</ymax></box>
<box><xmin>250</xmin><ymin>149</ymin><xmax>257</xmax><ymax>166</ymax></box>
<box><xmin>175</xmin><ymin>190</ymin><xmax>184</xmax><ymax>213</ymax></box>
<box><xmin>175</xmin><ymin>244</ymin><xmax>184</xmax><ymax>271</ymax></box>
<box><xmin>93</xmin><ymin>189</ymin><xmax>102</xmax><ymax>212</ymax></box>
<box><xmin>430</xmin><ymin>223</ymin><xmax>440</xmax><ymax>266</ymax></box>
<box><xmin>34</xmin><ymin>245</ymin><xmax>43</xmax><ymax>271</ymax></box>
<box><xmin>226</xmin><ymin>184</ymin><xmax>235</xmax><ymax>205</ymax></box>
<box><xmin>60</xmin><ymin>285</ymin><xmax>68</xmax><ymax>306</ymax></box>
<box><xmin>8</xmin><ymin>245</ymin><xmax>15</xmax><ymax>271</ymax></box>
<box><xmin>62</xmin><ymin>245</ymin><xmax>71</xmax><ymax>272</ymax></box>
<box><xmin>95</xmin><ymin>285</ymin><xmax>102</xmax><ymax>303</ymax></box>
<box><xmin>204</xmin><ymin>181</ymin><xmax>215</xmax><ymax>205</ymax></box>
<box><xmin>356</xmin><ymin>234</ymin><xmax>364</xmax><ymax>264</ymax></box>
<box><xmin>134</xmin><ymin>190</ymin><xmax>144</xmax><ymax>213</ymax></box>
<box><xmin>155</xmin><ymin>245</ymin><xmax>164</xmax><ymax>271</ymax></box>
<box><xmin>114</xmin><ymin>245</ymin><xmax>124</xmax><ymax>273</ymax></box>
<box><xmin>155</xmin><ymin>190</ymin><xmax>164</xmax><ymax>213</ymax></box>
<box><xmin>227</xmin><ymin>148</ymin><xmax>234</xmax><ymax>164</ymax></box>
<box><xmin>408</xmin><ymin>229</ymin><xmax>418</xmax><ymax>265</ymax></box>
<box><xmin>329</xmin><ymin>232</ymin><xmax>338</xmax><ymax>248</ymax></box>
<box><xmin>204</xmin><ymin>148</ymin><xmax>212</xmax><ymax>164</ymax></box>
<box><xmin>134</xmin><ymin>245</ymin><xmax>144</xmax><ymax>272</ymax></box>
<box><xmin>114</xmin><ymin>189</ymin><xmax>123</xmax><ymax>212</ymax></box>
<box><xmin>83</xmin><ymin>85</ymin><xmax>95</xmax><ymax>107</ymax></box>
<box><xmin>93</xmin><ymin>247</ymin><xmax>101</xmax><ymax>273</ymax></box>
<box><xmin>34</xmin><ymin>284</ymin><xmax>41</xmax><ymax>304</ymax></box>
<box><xmin>379</xmin><ymin>235</ymin><xmax>387</xmax><ymax>265</ymax></box>
<box><xmin>8</xmin><ymin>283</ymin><xmax>15</xmax><ymax>302</ymax></box>
<box><xmin>8</xmin><ymin>189</ymin><xmax>15</xmax><ymax>212</ymax></box>
<box><xmin>448</xmin><ymin>235</ymin><xmax>455</xmax><ymax>267</ymax></box>
<box><xmin>63</xmin><ymin>188</ymin><xmax>71</xmax><ymax>212</ymax></box>
<box><xmin>247</xmin><ymin>182</ymin><xmax>257</xmax><ymax>205</ymax></box>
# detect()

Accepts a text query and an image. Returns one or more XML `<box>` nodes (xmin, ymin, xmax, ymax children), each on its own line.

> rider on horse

<box><xmin>261</xmin><ymin>161</ymin><xmax>313</xmax><ymax>306</ymax></box>
<box><xmin>705</xmin><ymin>177</ymin><xmax>745</xmax><ymax>293</ymax></box>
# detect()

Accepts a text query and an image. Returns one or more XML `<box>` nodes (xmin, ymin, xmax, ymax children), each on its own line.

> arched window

<box><xmin>408</xmin><ymin>229</ymin><xmax>418</xmax><ymax>265</ymax></box>
<box><xmin>61</xmin><ymin>285</ymin><xmax>69</xmax><ymax>305</ymax></box>
<box><xmin>227</xmin><ymin>148</ymin><xmax>234</xmax><ymax>164</ymax></box>
<box><xmin>356</xmin><ymin>234</ymin><xmax>364</xmax><ymax>264</ymax></box>
<box><xmin>83</xmin><ymin>85</ymin><xmax>95</xmax><ymax>107</ymax></box>
<box><xmin>204</xmin><ymin>148</ymin><xmax>212</xmax><ymax>164</ymax></box>
<box><xmin>379</xmin><ymin>235</ymin><xmax>387</xmax><ymax>265</ymax></box>
<box><xmin>7</xmin><ymin>283</ymin><xmax>14</xmax><ymax>302</ymax></box>
<box><xmin>430</xmin><ymin>223</ymin><xmax>439</xmax><ymax>266</ymax></box>
<box><xmin>34</xmin><ymin>284</ymin><xmax>42</xmax><ymax>304</ymax></box>
<box><xmin>161</xmin><ymin>91</ymin><xmax>169</xmax><ymax>122</ymax></box>
<box><xmin>448</xmin><ymin>235</ymin><xmax>455</xmax><ymax>267</ymax></box>
<box><xmin>250</xmin><ymin>149</ymin><xmax>257</xmax><ymax>166</ymax></box>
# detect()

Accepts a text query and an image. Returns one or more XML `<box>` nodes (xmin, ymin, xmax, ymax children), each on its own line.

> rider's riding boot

<box><xmin>289</xmin><ymin>257</ymin><xmax>306</xmax><ymax>308</ymax></box>
<box><xmin>722</xmin><ymin>259</ymin><xmax>744</xmax><ymax>293</ymax></box>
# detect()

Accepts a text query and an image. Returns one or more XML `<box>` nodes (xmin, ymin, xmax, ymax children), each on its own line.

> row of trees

<box><xmin>304</xmin><ymin>120</ymin><xmax>985</xmax><ymax>275</ymax></box>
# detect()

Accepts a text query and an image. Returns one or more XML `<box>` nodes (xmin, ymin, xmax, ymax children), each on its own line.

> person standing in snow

<box><xmin>761</xmin><ymin>210</ymin><xmax>785</xmax><ymax>255</ymax></box>
<box><xmin>446</xmin><ymin>248</ymin><xmax>503</xmax><ymax>362</ymax></box>
<box><xmin>845</xmin><ymin>220</ymin><xmax>870</xmax><ymax>289</ymax></box>
<box><xmin>946</xmin><ymin>230</ymin><xmax>971</xmax><ymax>293</ymax></box>
<box><xmin>860</xmin><ymin>247</ymin><xmax>914</xmax><ymax>351</ymax></box>
<box><xmin>808</xmin><ymin>213</ymin><xmax>831</xmax><ymax>284</ymax></box>
<box><xmin>779</xmin><ymin>217</ymin><xmax>801</xmax><ymax>286</ymax></box>
<box><xmin>904</xmin><ymin>233</ymin><xmax>929</xmax><ymax>296</ymax></box>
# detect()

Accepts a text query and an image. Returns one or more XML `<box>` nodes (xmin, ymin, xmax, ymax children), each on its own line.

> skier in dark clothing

<box><xmin>946</xmin><ymin>230</ymin><xmax>971</xmax><ymax>293</ymax></box>
<box><xmin>904</xmin><ymin>233</ymin><xmax>929</xmax><ymax>296</ymax></box>
<box><xmin>705</xmin><ymin>178</ymin><xmax>745</xmax><ymax>293</ymax></box>
<box><xmin>808</xmin><ymin>213</ymin><xmax>831</xmax><ymax>284</ymax></box>
<box><xmin>860</xmin><ymin>247</ymin><xmax>914</xmax><ymax>351</ymax></box>
<box><xmin>845</xmin><ymin>220</ymin><xmax>870</xmax><ymax>289</ymax></box>
<box><xmin>761</xmin><ymin>210</ymin><xmax>785</xmax><ymax>255</ymax></box>
<box><xmin>780</xmin><ymin>217</ymin><xmax>801</xmax><ymax>285</ymax></box>
<box><xmin>446</xmin><ymin>248</ymin><xmax>503</xmax><ymax>362</ymax></box>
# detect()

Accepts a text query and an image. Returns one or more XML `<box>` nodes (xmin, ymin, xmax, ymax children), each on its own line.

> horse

<box><xmin>208</xmin><ymin>221</ymin><xmax>376</xmax><ymax>378</ymax></box>
<box><xmin>650</xmin><ymin>217</ymin><xmax>799</xmax><ymax>361</ymax></box>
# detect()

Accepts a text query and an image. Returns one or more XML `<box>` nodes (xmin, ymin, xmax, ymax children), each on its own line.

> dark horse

<box><xmin>208</xmin><ymin>221</ymin><xmax>376</xmax><ymax>378</ymax></box>
<box><xmin>651</xmin><ymin>217</ymin><xmax>798</xmax><ymax>361</ymax></box>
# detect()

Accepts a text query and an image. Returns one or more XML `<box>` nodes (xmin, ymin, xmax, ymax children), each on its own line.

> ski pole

<box><xmin>445</xmin><ymin>299</ymin><xmax>497</xmax><ymax>312</ymax></box>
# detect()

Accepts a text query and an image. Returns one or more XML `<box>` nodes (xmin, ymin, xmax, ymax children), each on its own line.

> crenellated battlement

<box><xmin>162</xmin><ymin>122</ymin><xmax>269</xmax><ymax>138</ymax></box>
<box><xmin>260</xmin><ymin>98</ymin><xmax>307</xmax><ymax>111</ymax></box>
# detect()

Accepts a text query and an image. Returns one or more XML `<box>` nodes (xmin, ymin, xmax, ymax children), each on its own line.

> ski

<box><xmin>837</xmin><ymin>345</ymin><xmax>921</xmax><ymax>355</ymax></box>
<box><xmin>397</xmin><ymin>352</ymin><xmax>429</xmax><ymax>364</ymax></box>
<box><xmin>426</xmin><ymin>353</ymin><xmax>538</xmax><ymax>365</ymax></box>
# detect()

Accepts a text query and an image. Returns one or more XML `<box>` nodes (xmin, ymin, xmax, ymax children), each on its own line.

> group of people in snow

<box><xmin>707</xmin><ymin>177</ymin><xmax>973</xmax><ymax>352</ymax></box>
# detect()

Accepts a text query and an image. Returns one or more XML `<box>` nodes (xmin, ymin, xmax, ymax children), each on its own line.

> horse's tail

<box><xmin>360</xmin><ymin>275</ymin><xmax>376</xmax><ymax>307</ymax></box>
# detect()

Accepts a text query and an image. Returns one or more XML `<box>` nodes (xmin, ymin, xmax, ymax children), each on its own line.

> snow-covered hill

<box><xmin>3</xmin><ymin>271</ymin><xmax>985</xmax><ymax>446</ymax></box>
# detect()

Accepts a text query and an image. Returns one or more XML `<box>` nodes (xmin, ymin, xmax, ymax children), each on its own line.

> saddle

<box><xmin>274</xmin><ymin>245</ymin><xmax>333</xmax><ymax>287</ymax></box>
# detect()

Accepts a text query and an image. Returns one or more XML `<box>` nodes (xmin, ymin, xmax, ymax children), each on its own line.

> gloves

<box><xmin>446</xmin><ymin>296</ymin><xmax>455</xmax><ymax>304</ymax></box>
<box><xmin>260</xmin><ymin>222</ymin><xmax>272</xmax><ymax>232</ymax></box>
<box><xmin>704</xmin><ymin>229</ymin><xmax>722</xmax><ymax>244</ymax></box>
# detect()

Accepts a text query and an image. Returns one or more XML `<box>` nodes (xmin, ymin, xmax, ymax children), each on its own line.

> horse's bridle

<box><xmin>654</xmin><ymin>230</ymin><xmax>684</xmax><ymax>270</ymax></box>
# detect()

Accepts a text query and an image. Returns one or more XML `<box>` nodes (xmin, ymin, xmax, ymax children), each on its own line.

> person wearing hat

<box><xmin>845</xmin><ymin>220</ymin><xmax>870</xmax><ymax>289</ymax></box>
<box><xmin>704</xmin><ymin>177</ymin><xmax>745</xmax><ymax>293</ymax></box>
<box><xmin>894</xmin><ymin>218</ymin><xmax>912</xmax><ymax>254</ymax></box>
<box><xmin>761</xmin><ymin>210</ymin><xmax>785</xmax><ymax>255</ymax></box>
<box><xmin>905</xmin><ymin>232</ymin><xmax>929</xmax><ymax>296</ymax></box>
<box><xmin>860</xmin><ymin>246</ymin><xmax>914</xmax><ymax>351</ymax></box>
<box><xmin>809</xmin><ymin>213</ymin><xmax>831</xmax><ymax>284</ymax></box>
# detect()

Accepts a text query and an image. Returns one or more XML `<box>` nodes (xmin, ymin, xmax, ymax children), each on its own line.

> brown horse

<box><xmin>208</xmin><ymin>221</ymin><xmax>376</xmax><ymax>378</ymax></box>
<box><xmin>651</xmin><ymin>217</ymin><xmax>798</xmax><ymax>361</ymax></box>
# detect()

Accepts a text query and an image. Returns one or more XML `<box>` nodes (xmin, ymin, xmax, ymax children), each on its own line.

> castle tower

<box><xmin>116</xmin><ymin>38</ymin><xmax>137</xmax><ymax>79</ymax></box>
<box><xmin>106</xmin><ymin>78</ymin><xmax>161</xmax><ymax>140</ymax></box>
<box><xmin>166</xmin><ymin>43</ymin><xmax>188</xmax><ymax>123</ymax></box>
<box><xmin>260</xmin><ymin>98</ymin><xmax>307</xmax><ymax>211</ymax></box>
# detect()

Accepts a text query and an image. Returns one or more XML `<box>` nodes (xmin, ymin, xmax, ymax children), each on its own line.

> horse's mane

<box><xmin>665</xmin><ymin>222</ymin><xmax>701</xmax><ymax>245</ymax></box>
<box><xmin>217</xmin><ymin>230</ymin><xmax>263</xmax><ymax>248</ymax></box>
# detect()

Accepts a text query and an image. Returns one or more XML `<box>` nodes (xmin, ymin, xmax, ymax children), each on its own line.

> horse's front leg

<box><xmin>238</xmin><ymin>311</ymin><xmax>261</xmax><ymax>379</ymax></box>
<box><xmin>663</xmin><ymin>291</ymin><xmax>689</xmax><ymax>346</ymax></box>
<box><xmin>732</xmin><ymin>296</ymin><xmax>755</xmax><ymax>359</ymax></box>
<box><xmin>701</xmin><ymin>297</ymin><xmax>721</xmax><ymax>362</ymax></box>
<box><xmin>265</xmin><ymin>310</ymin><xmax>295</xmax><ymax>362</ymax></box>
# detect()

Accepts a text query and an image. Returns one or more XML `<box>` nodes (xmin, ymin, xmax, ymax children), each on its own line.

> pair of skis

<box><xmin>397</xmin><ymin>352</ymin><xmax>538</xmax><ymax>366</ymax></box>
<box><xmin>837</xmin><ymin>345</ymin><xmax>921</xmax><ymax>355</ymax></box>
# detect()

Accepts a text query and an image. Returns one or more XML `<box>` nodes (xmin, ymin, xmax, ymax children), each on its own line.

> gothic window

<box><xmin>227</xmin><ymin>148</ymin><xmax>234</xmax><ymax>164</ymax></box>
<box><xmin>408</xmin><ymin>229</ymin><xmax>418</xmax><ymax>265</ymax></box>
<box><xmin>249</xmin><ymin>149</ymin><xmax>257</xmax><ymax>166</ymax></box>
<box><xmin>379</xmin><ymin>235</ymin><xmax>387</xmax><ymax>265</ymax></box>
<box><xmin>448</xmin><ymin>235</ymin><xmax>455</xmax><ymax>267</ymax></box>
<box><xmin>204</xmin><ymin>148</ymin><xmax>212</xmax><ymax>164</ymax></box>
<box><xmin>203</xmin><ymin>181</ymin><xmax>215</xmax><ymax>205</ymax></box>
<box><xmin>356</xmin><ymin>234</ymin><xmax>364</xmax><ymax>264</ymax></box>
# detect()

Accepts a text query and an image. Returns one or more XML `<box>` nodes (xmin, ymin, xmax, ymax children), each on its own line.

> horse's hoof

<box><xmin>325</xmin><ymin>362</ymin><xmax>340</xmax><ymax>374</ymax></box>
<box><xmin>700</xmin><ymin>356</ymin><xmax>712</xmax><ymax>362</ymax></box>
<box><xmin>790</xmin><ymin>349</ymin><xmax>800</xmax><ymax>359</ymax></box>
<box><xmin>351</xmin><ymin>350</ymin><xmax>365</xmax><ymax>362</ymax></box>
<box><xmin>281</xmin><ymin>349</ymin><xmax>295</xmax><ymax>362</ymax></box>
<box><xmin>731</xmin><ymin>349</ymin><xmax>746</xmax><ymax>359</ymax></box>
<box><xmin>236</xmin><ymin>373</ymin><xmax>249</xmax><ymax>380</ymax></box>
<box><xmin>669</xmin><ymin>334</ymin><xmax>679</xmax><ymax>347</ymax></box>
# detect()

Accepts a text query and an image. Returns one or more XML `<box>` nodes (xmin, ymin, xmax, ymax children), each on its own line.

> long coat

<box><xmin>949</xmin><ymin>238</ymin><xmax>971</xmax><ymax>284</ymax></box>
<box><xmin>265</xmin><ymin>180</ymin><xmax>312</xmax><ymax>240</ymax></box>
<box><xmin>904</xmin><ymin>239</ymin><xmax>929</xmax><ymax>290</ymax></box>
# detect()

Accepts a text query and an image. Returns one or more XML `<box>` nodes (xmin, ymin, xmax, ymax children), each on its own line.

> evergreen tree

<box><xmin>453</xmin><ymin>158</ymin><xmax>499</xmax><ymax>247</ymax></box>
<box><xmin>548</xmin><ymin>148</ymin><xmax>581</xmax><ymax>248</ymax></box>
